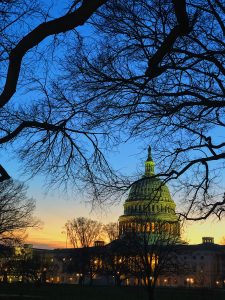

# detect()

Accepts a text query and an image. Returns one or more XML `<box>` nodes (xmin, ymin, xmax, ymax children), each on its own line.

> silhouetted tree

<box><xmin>0</xmin><ymin>0</ymin><xmax>110</xmax><ymax>190</ymax></box>
<box><xmin>101</xmin><ymin>240</ymin><xmax>130</xmax><ymax>286</ymax></box>
<box><xmin>57</xmin><ymin>0</ymin><xmax>225</xmax><ymax>219</ymax></box>
<box><xmin>0</xmin><ymin>1</ymin><xmax>199</xmax><ymax>207</ymax></box>
<box><xmin>124</xmin><ymin>220</ymin><xmax>183</xmax><ymax>300</ymax></box>
<box><xmin>104</xmin><ymin>222</ymin><xmax>119</xmax><ymax>242</ymax></box>
<box><xmin>65</xmin><ymin>217</ymin><xmax>103</xmax><ymax>248</ymax></box>
<box><xmin>0</xmin><ymin>179</ymin><xmax>40</xmax><ymax>245</ymax></box>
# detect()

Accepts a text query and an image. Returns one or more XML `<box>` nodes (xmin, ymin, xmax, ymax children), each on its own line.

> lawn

<box><xmin>0</xmin><ymin>284</ymin><xmax>224</xmax><ymax>300</ymax></box>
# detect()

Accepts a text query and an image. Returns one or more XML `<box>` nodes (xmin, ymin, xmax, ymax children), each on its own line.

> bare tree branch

<box><xmin>0</xmin><ymin>0</ymin><xmax>107</xmax><ymax>108</ymax></box>
<box><xmin>0</xmin><ymin>165</ymin><xmax>10</xmax><ymax>182</ymax></box>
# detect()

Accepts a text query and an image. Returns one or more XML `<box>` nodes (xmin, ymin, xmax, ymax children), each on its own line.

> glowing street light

<box><xmin>186</xmin><ymin>277</ymin><xmax>194</xmax><ymax>287</ymax></box>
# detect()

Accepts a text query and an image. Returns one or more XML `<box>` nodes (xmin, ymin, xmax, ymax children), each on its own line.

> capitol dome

<box><xmin>118</xmin><ymin>147</ymin><xmax>180</xmax><ymax>240</ymax></box>
<box><xmin>127</xmin><ymin>177</ymin><xmax>173</xmax><ymax>202</ymax></box>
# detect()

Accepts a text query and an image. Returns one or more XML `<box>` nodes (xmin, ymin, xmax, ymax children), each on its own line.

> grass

<box><xmin>0</xmin><ymin>284</ymin><xmax>224</xmax><ymax>300</ymax></box>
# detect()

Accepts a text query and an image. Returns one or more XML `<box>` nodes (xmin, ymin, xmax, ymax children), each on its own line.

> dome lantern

<box><xmin>145</xmin><ymin>146</ymin><xmax>155</xmax><ymax>176</ymax></box>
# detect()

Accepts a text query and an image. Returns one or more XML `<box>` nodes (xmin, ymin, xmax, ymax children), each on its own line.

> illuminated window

<box><xmin>152</xmin><ymin>222</ymin><xmax>155</xmax><ymax>232</ymax></box>
<box><xmin>138</xmin><ymin>224</ymin><xmax>141</xmax><ymax>232</ymax></box>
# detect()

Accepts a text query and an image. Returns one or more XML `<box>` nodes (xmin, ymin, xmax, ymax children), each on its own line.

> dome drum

<box><xmin>124</xmin><ymin>201</ymin><xmax>176</xmax><ymax>216</ymax></box>
<box><xmin>118</xmin><ymin>218</ymin><xmax>180</xmax><ymax>238</ymax></box>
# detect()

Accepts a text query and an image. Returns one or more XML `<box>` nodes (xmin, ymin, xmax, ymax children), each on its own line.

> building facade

<box><xmin>2</xmin><ymin>238</ymin><xmax>223</xmax><ymax>288</ymax></box>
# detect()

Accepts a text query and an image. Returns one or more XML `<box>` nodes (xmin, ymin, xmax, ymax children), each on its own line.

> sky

<box><xmin>0</xmin><ymin>0</ymin><xmax>225</xmax><ymax>249</ymax></box>
<box><xmin>2</xmin><ymin>139</ymin><xmax>225</xmax><ymax>249</ymax></box>
<box><xmin>26</xmin><ymin>154</ymin><xmax>225</xmax><ymax>248</ymax></box>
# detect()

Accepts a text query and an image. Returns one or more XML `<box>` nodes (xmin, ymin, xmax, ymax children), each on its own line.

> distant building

<box><xmin>28</xmin><ymin>238</ymin><xmax>225</xmax><ymax>288</ymax></box>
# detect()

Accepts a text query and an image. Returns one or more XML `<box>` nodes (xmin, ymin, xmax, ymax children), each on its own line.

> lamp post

<box><xmin>149</xmin><ymin>276</ymin><xmax>153</xmax><ymax>287</ymax></box>
<box><xmin>186</xmin><ymin>277</ymin><xmax>190</xmax><ymax>287</ymax></box>
<box><xmin>77</xmin><ymin>273</ymin><xmax>83</xmax><ymax>286</ymax></box>
<box><xmin>3</xmin><ymin>268</ymin><xmax>8</xmax><ymax>284</ymax></box>
<box><xmin>186</xmin><ymin>277</ymin><xmax>194</xmax><ymax>288</ymax></box>
<box><xmin>41</xmin><ymin>267</ymin><xmax>47</xmax><ymax>284</ymax></box>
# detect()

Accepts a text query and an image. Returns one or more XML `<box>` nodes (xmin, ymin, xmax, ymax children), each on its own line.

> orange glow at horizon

<box><xmin>24</xmin><ymin>163</ymin><xmax>225</xmax><ymax>250</ymax></box>
<box><xmin>26</xmin><ymin>199</ymin><xmax>225</xmax><ymax>249</ymax></box>
<box><xmin>25</xmin><ymin>195</ymin><xmax>120</xmax><ymax>249</ymax></box>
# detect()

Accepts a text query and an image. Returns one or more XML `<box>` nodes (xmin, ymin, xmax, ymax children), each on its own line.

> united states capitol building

<box><xmin>1</xmin><ymin>149</ymin><xmax>225</xmax><ymax>288</ymax></box>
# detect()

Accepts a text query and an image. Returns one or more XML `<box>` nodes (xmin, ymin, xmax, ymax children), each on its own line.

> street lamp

<box><xmin>186</xmin><ymin>277</ymin><xmax>194</xmax><ymax>287</ymax></box>
<box><xmin>186</xmin><ymin>278</ymin><xmax>190</xmax><ymax>287</ymax></box>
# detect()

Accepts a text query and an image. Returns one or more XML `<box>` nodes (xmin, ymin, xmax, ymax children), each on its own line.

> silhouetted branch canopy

<box><xmin>0</xmin><ymin>0</ymin><xmax>225</xmax><ymax>219</ymax></box>
<box><xmin>0</xmin><ymin>179</ymin><xmax>40</xmax><ymax>245</ymax></box>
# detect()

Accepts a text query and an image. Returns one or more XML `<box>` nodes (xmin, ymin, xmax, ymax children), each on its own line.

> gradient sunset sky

<box><xmin>2</xmin><ymin>140</ymin><xmax>224</xmax><ymax>249</ymax></box>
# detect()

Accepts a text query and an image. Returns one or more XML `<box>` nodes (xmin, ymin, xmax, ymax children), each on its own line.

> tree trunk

<box><xmin>114</xmin><ymin>275</ymin><xmax>121</xmax><ymax>286</ymax></box>
<box><xmin>89</xmin><ymin>275</ymin><xmax>93</xmax><ymax>286</ymax></box>
<box><xmin>3</xmin><ymin>271</ymin><xmax>8</xmax><ymax>284</ymax></box>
